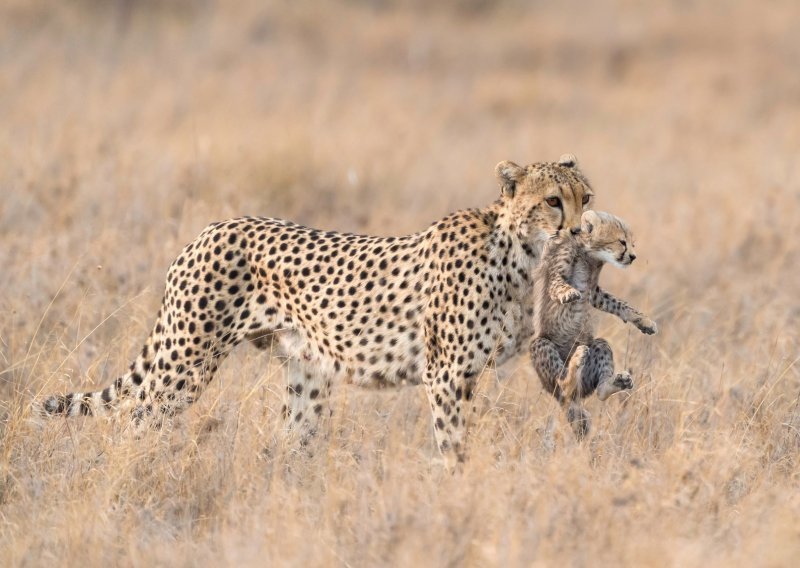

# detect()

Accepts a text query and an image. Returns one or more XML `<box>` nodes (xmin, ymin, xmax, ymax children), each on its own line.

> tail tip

<box><xmin>36</xmin><ymin>395</ymin><xmax>66</xmax><ymax>416</ymax></box>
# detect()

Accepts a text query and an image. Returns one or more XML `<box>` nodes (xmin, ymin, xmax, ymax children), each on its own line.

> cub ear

<box><xmin>558</xmin><ymin>153</ymin><xmax>578</xmax><ymax>168</ymax></box>
<box><xmin>581</xmin><ymin>210</ymin><xmax>600</xmax><ymax>234</ymax></box>
<box><xmin>495</xmin><ymin>160</ymin><xmax>525</xmax><ymax>197</ymax></box>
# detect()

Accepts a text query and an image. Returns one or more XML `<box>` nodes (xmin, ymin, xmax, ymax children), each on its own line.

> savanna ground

<box><xmin>1</xmin><ymin>1</ymin><xmax>799</xmax><ymax>565</ymax></box>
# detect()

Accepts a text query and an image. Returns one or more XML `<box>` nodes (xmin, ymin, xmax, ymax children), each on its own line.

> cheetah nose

<box><xmin>629</xmin><ymin>254</ymin><xmax>636</xmax><ymax>262</ymax></box>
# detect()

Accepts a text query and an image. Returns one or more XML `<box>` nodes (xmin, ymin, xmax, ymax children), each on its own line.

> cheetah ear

<box><xmin>581</xmin><ymin>210</ymin><xmax>600</xmax><ymax>234</ymax></box>
<box><xmin>495</xmin><ymin>160</ymin><xmax>525</xmax><ymax>198</ymax></box>
<box><xmin>558</xmin><ymin>153</ymin><xmax>578</xmax><ymax>168</ymax></box>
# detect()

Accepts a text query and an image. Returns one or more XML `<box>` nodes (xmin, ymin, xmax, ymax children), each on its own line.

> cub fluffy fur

<box><xmin>529</xmin><ymin>210</ymin><xmax>657</xmax><ymax>438</ymax></box>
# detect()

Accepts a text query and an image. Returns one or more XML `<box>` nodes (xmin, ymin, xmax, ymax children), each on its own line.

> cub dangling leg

<box><xmin>561</xmin><ymin>345</ymin><xmax>589</xmax><ymax>402</ymax></box>
<box><xmin>529</xmin><ymin>337</ymin><xmax>591</xmax><ymax>439</ymax></box>
<box><xmin>584</xmin><ymin>338</ymin><xmax>634</xmax><ymax>402</ymax></box>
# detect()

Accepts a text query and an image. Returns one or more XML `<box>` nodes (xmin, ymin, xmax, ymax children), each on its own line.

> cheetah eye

<box><xmin>545</xmin><ymin>197</ymin><xmax>561</xmax><ymax>208</ymax></box>
<box><xmin>582</xmin><ymin>195</ymin><xmax>591</xmax><ymax>205</ymax></box>
<box><xmin>620</xmin><ymin>240</ymin><xmax>627</xmax><ymax>247</ymax></box>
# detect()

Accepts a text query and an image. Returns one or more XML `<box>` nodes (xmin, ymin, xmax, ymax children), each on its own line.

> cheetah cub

<box><xmin>529</xmin><ymin>210</ymin><xmax>658</xmax><ymax>438</ymax></box>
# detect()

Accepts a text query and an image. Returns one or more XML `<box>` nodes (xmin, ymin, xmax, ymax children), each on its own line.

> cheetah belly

<box><xmin>568</xmin><ymin>260</ymin><xmax>592</xmax><ymax>294</ymax></box>
<box><xmin>345</xmin><ymin>324</ymin><xmax>426</xmax><ymax>388</ymax></box>
<box><xmin>542</xmin><ymin>261</ymin><xmax>595</xmax><ymax>359</ymax></box>
<box><xmin>271</xmin><ymin>310</ymin><xmax>426</xmax><ymax>388</ymax></box>
<box><xmin>550</xmin><ymin>301</ymin><xmax>592</xmax><ymax>357</ymax></box>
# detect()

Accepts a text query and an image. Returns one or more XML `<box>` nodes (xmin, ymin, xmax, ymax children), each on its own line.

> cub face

<box><xmin>581</xmin><ymin>210</ymin><xmax>637</xmax><ymax>268</ymax></box>
<box><xmin>496</xmin><ymin>154</ymin><xmax>594</xmax><ymax>245</ymax></box>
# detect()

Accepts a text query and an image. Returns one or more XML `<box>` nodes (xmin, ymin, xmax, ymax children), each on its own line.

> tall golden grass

<box><xmin>1</xmin><ymin>1</ymin><xmax>798</xmax><ymax>565</ymax></box>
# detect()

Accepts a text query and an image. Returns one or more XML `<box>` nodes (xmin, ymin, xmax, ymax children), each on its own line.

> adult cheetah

<box><xmin>38</xmin><ymin>154</ymin><xmax>595</xmax><ymax>469</ymax></box>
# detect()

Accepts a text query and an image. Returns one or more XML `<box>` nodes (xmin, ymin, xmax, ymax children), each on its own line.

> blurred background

<box><xmin>1</xmin><ymin>1</ymin><xmax>799</xmax><ymax>565</ymax></box>
<box><xmin>2</xmin><ymin>0</ymin><xmax>797</xmax><ymax>392</ymax></box>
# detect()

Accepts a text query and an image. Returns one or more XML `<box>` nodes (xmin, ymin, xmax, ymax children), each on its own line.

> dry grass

<box><xmin>1</xmin><ymin>1</ymin><xmax>799</xmax><ymax>565</ymax></box>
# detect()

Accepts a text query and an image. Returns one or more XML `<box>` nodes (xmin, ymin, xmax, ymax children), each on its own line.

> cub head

<box><xmin>581</xmin><ymin>210</ymin><xmax>636</xmax><ymax>268</ymax></box>
<box><xmin>495</xmin><ymin>153</ymin><xmax>594</xmax><ymax>247</ymax></box>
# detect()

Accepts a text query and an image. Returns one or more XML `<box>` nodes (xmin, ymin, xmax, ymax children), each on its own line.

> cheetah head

<box><xmin>496</xmin><ymin>153</ymin><xmax>594</xmax><ymax>248</ymax></box>
<box><xmin>581</xmin><ymin>210</ymin><xmax>637</xmax><ymax>268</ymax></box>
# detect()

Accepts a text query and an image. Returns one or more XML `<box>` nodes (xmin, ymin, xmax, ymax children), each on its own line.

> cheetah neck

<box><xmin>484</xmin><ymin>201</ymin><xmax>539</xmax><ymax>300</ymax></box>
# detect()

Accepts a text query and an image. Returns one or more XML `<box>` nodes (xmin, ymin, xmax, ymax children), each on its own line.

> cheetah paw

<box><xmin>613</xmin><ymin>371</ymin><xmax>634</xmax><ymax>391</ymax></box>
<box><xmin>557</xmin><ymin>287</ymin><xmax>582</xmax><ymax>304</ymax></box>
<box><xmin>572</xmin><ymin>345</ymin><xmax>590</xmax><ymax>370</ymax></box>
<box><xmin>597</xmin><ymin>370</ymin><xmax>633</xmax><ymax>401</ymax></box>
<box><xmin>634</xmin><ymin>317</ymin><xmax>658</xmax><ymax>335</ymax></box>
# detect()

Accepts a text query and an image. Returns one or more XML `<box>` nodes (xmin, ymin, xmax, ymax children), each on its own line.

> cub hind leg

<box><xmin>562</xmin><ymin>345</ymin><xmax>589</xmax><ymax>402</ymax></box>
<box><xmin>563</xmin><ymin>346</ymin><xmax>591</xmax><ymax>439</ymax></box>
<box><xmin>584</xmin><ymin>338</ymin><xmax>633</xmax><ymax>401</ymax></box>
<box><xmin>530</xmin><ymin>337</ymin><xmax>567</xmax><ymax>404</ymax></box>
<box><xmin>529</xmin><ymin>337</ymin><xmax>591</xmax><ymax>439</ymax></box>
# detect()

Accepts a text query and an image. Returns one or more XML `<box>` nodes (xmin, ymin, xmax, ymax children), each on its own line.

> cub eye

<box><xmin>545</xmin><ymin>197</ymin><xmax>561</xmax><ymax>208</ymax></box>
<box><xmin>620</xmin><ymin>240</ymin><xmax>627</xmax><ymax>247</ymax></box>
<box><xmin>582</xmin><ymin>195</ymin><xmax>591</xmax><ymax>205</ymax></box>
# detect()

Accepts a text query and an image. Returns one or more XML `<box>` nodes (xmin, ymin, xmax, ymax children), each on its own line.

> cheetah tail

<box><xmin>35</xmin><ymin>316</ymin><xmax>162</xmax><ymax>418</ymax></box>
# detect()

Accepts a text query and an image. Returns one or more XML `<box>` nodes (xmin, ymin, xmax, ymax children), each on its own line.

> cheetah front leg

<box><xmin>423</xmin><ymin>365</ymin><xmax>476</xmax><ymax>473</ymax></box>
<box><xmin>590</xmin><ymin>287</ymin><xmax>658</xmax><ymax>335</ymax></box>
<box><xmin>546</xmin><ymin>239</ymin><xmax>582</xmax><ymax>304</ymax></box>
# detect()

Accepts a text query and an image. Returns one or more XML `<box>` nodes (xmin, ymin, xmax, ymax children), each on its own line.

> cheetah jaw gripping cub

<box><xmin>36</xmin><ymin>154</ymin><xmax>596</xmax><ymax>471</ymax></box>
<box><xmin>529</xmin><ymin>210</ymin><xmax>658</xmax><ymax>439</ymax></box>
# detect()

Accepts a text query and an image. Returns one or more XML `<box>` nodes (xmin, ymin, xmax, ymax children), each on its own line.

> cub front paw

<box><xmin>635</xmin><ymin>317</ymin><xmax>658</xmax><ymax>335</ymax></box>
<box><xmin>557</xmin><ymin>288</ymin><xmax>582</xmax><ymax>304</ymax></box>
